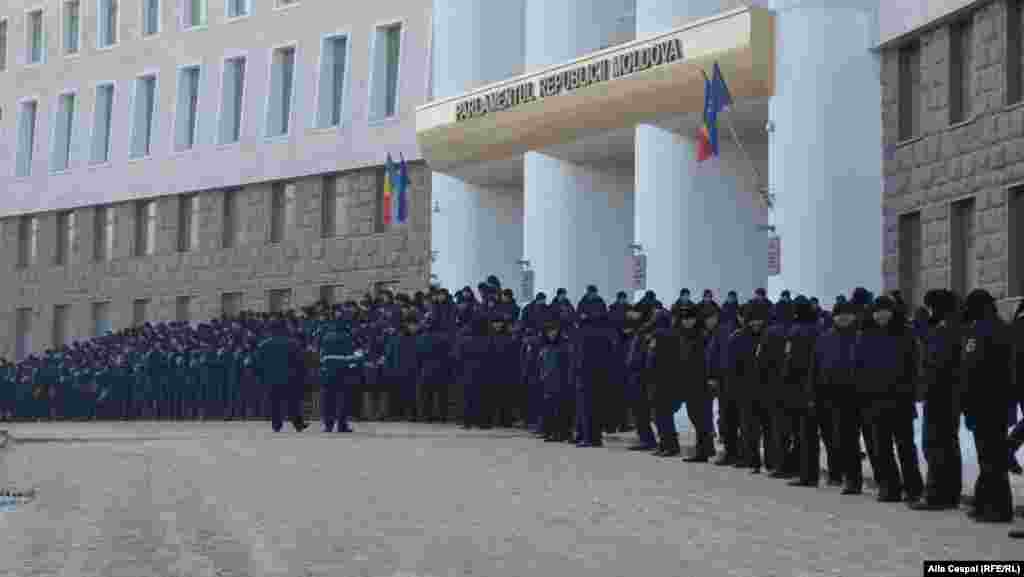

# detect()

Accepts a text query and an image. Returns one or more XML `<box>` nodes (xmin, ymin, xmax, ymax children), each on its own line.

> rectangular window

<box><xmin>55</xmin><ymin>210</ymin><xmax>76</xmax><ymax>265</ymax></box>
<box><xmin>17</xmin><ymin>216</ymin><xmax>35</xmax><ymax>268</ymax></box>
<box><xmin>950</xmin><ymin>197</ymin><xmax>976</xmax><ymax>297</ymax></box>
<box><xmin>130</xmin><ymin>75</ymin><xmax>157</xmax><ymax>158</ymax></box>
<box><xmin>52</xmin><ymin>305</ymin><xmax>70</xmax><ymax>348</ymax></box>
<box><xmin>266</xmin><ymin>46</ymin><xmax>296</xmax><ymax>137</ymax></box>
<box><xmin>320</xmin><ymin>285</ymin><xmax>341</xmax><ymax>306</ymax></box>
<box><xmin>27</xmin><ymin>10</ymin><xmax>43</xmax><ymax>65</ymax></box>
<box><xmin>142</xmin><ymin>0</ymin><xmax>159</xmax><ymax>36</ymax></box>
<box><xmin>1009</xmin><ymin>0</ymin><xmax>1023</xmax><ymax>105</ymax></box>
<box><xmin>134</xmin><ymin>200</ymin><xmax>157</xmax><ymax>256</ymax></box>
<box><xmin>269</xmin><ymin>182</ymin><xmax>295</xmax><ymax>243</ymax></box>
<box><xmin>222</xmin><ymin>188</ymin><xmax>242</xmax><ymax>248</ymax></box>
<box><xmin>97</xmin><ymin>0</ymin><xmax>118</xmax><ymax>48</ymax></box>
<box><xmin>63</xmin><ymin>1</ymin><xmax>80</xmax><ymax>55</ymax></box>
<box><xmin>321</xmin><ymin>175</ymin><xmax>347</xmax><ymax>237</ymax></box>
<box><xmin>90</xmin><ymin>84</ymin><xmax>114</xmax><ymax>164</ymax></box>
<box><xmin>898</xmin><ymin>211</ymin><xmax>922</xmax><ymax>307</ymax></box>
<box><xmin>175</xmin><ymin>65</ymin><xmax>201</xmax><ymax>151</ymax></box>
<box><xmin>175</xmin><ymin>295</ymin><xmax>191</xmax><ymax>322</ymax></box>
<box><xmin>15</xmin><ymin>308</ymin><xmax>33</xmax><ymax>361</ymax></box>
<box><xmin>370</xmin><ymin>23</ymin><xmax>402</xmax><ymax>120</ymax></box>
<box><xmin>51</xmin><ymin>92</ymin><xmax>76</xmax><ymax>172</ymax></box>
<box><xmin>184</xmin><ymin>0</ymin><xmax>207</xmax><ymax>29</ymax></box>
<box><xmin>132</xmin><ymin>298</ymin><xmax>150</xmax><ymax>327</ymax></box>
<box><xmin>949</xmin><ymin>18</ymin><xmax>972</xmax><ymax>125</ymax></box>
<box><xmin>267</xmin><ymin>289</ymin><xmax>292</xmax><ymax>314</ymax></box>
<box><xmin>178</xmin><ymin>193</ymin><xmax>200</xmax><ymax>251</ymax></box>
<box><xmin>317</xmin><ymin>34</ymin><xmax>348</xmax><ymax>128</ymax></box>
<box><xmin>93</xmin><ymin>205</ymin><xmax>115</xmax><ymax>261</ymax></box>
<box><xmin>221</xmin><ymin>291</ymin><xmax>242</xmax><ymax>317</ymax></box>
<box><xmin>1011</xmin><ymin>186</ymin><xmax>1024</xmax><ymax>296</ymax></box>
<box><xmin>226</xmin><ymin>0</ymin><xmax>248</xmax><ymax>19</ymax></box>
<box><xmin>92</xmin><ymin>301</ymin><xmax>111</xmax><ymax>336</ymax></box>
<box><xmin>219</xmin><ymin>56</ymin><xmax>246</xmax><ymax>144</ymax></box>
<box><xmin>898</xmin><ymin>42</ymin><xmax>921</xmax><ymax>141</ymax></box>
<box><xmin>0</xmin><ymin>19</ymin><xmax>7</xmax><ymax>71</ymax></box>
<box><xmin>16</xmin><ymin>100</ymin><xmax>37</xmax><ymax>177</ymax></box>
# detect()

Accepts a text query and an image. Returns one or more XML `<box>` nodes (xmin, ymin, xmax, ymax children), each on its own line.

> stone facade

<box><xmin>881</xmin><ymin>0</ymin><xmax>1024</xmax><ymax>316</ymax></box>
<box><xmin>0</xmin><ymin>162</ymin><xmax>432</xmax><ymax>359</ymax></box>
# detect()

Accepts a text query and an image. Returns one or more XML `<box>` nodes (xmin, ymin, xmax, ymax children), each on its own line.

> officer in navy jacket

<box><xmin>416</xmin><ymin>316</ymin><xmax>453</xmax><ymax>423</ymax></box>
<box><xmin>456</xmin><ymin>318</ymin><xmax>492</xmax><ymax>429</ymax></box>
<box><xmin>539</xmin><ymin>318</ymin><xmax>574</xmax><ymax>442</ymax></box>
<box><xmin>813</xmin><ymin>302</ymin><xmax>859</xmax><ymax>486</ymax></box>
<box><xmin>779</xmin><ymin>296</ymin><xmax>821</xmax><ymax>486</ymax></box>
<box><xmin>960</xmin><ymin>289</ymin><xmax>1015</xmax><ymax>523</ymax></box>
<box><xmin>705</xmin><ymin>301</ymin><xmax>739</xmax><ymax>465</ymax></box>
<box><xmin>487</xmin><ymin>315</ymin><xmax>521</xmax><ymax>428</ymax></box>
<box><xmin>572</xmin><ymin>293</ymin><xmax>613</xmax><ymax>448</ymax></box>
<box><xmin>730</xmin><ymin>301</ymin><xmax>775</xmax><ymax>472</ymax></box>
<box><xmin>910</xmin><ymin>289</ymin><xmax>964</xmax><ymax>511</ymax></box>
<box><xmin>624</xmin><ymin>305</ymin><xmax>657</xmax><ymax>451</ymax></box>
<box><xmin>855</xmin><ymin>296</ymin><xmax>922</xmax><ymax>502</ymax></box>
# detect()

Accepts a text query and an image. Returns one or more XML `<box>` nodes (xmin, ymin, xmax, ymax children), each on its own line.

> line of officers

<box><xmin>314</xmin><ymin>284</ymin><xmax>1022</xmax><ymax>527</ymax></box>
<box><xmin>0</xmin><ymin>348</ymin><xmax>279</xmax><ymax>424</ymax></box>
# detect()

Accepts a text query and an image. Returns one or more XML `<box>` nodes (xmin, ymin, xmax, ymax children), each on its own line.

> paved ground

<box><xmin>1</xmin><ymin>421</ymin><xmax>1022</xmax><ymax>577</ymax></box>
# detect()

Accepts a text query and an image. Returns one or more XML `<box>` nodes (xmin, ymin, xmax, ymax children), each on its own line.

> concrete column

<box><xmin>769</xmin><ymin>0</ymin><xmax>882</xmax><ymax>300</ymax></box>
<box><xmin>633</xmin><ymin>0</ymin><xmax>767</xmax><ymax>303</ymax></box>
<box><xmin>524</xmin><ymin>158</ymin><xmax>633</xmax><ymax>301</ymax></box>
<box><xmin>430</xmin><ymin>0</ymin><xmax>525</xmax><ymax>291</ymax></box>
<box><xmin>523</xmin><ymin>0</ymin><xmax>635</xmax><ymax>300</ymax></box>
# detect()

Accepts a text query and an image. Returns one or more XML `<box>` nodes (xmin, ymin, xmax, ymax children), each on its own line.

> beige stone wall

<box><xmin>882</xmin><ymin>0</ymin><xmax>1024</xmax><ymax>314</ymax></box>
<box><xmin>0</xmin><ymin>162</ymin><xmax>432</xmax><ymax>359</ymax></box>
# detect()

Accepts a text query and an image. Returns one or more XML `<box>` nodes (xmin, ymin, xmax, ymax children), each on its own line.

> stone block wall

<box><xmin>0</xmin><ymin>162</ymin><xmax>432</xmax><ymax>360</ymax></box>
<box><xmin>882</xmin><ymin>0</ymin><xmax>1024</xmax><ymax>311</ymax></box>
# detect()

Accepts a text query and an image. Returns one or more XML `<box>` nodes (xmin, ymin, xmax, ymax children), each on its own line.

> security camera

<box><xmin>765</xmin><ymin>120</ymin><xmax>775</xmax><ymax>133</ymax></box>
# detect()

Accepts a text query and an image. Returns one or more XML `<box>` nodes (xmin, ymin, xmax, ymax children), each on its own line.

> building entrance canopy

<box><xmin>416</xmin><ymin>6</ymin><xmax>775</xmax><ymax>174</ymax></box>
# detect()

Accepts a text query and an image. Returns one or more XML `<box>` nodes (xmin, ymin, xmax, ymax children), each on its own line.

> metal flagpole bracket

<box><xmin>516</xmin><ymin>259</ymin><xmax>531</xmax><ymax>270</ymax></box>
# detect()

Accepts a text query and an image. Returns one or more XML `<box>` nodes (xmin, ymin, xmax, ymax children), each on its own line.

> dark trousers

<box><xmin>867</xmin><ymin>397</ymin><xmax>923</xmax><ymax>498</ymax></box>
<box><xmin>628</xmin><ymin>376</ymin><xmax>656</xmax><ymax>446</ymax></box>
<box><xmin>575</xmin><ymin>382</ymin><xmax>600</xmax><ymax>444</ymax></box>
<box><xmin>320</xmin><ymin>374</ymin><xmax>351</xmax><ymax>431</ymax></box>
<box><xmin>685</xmin><ymin>389</ymin><xmax>715</xmax><ymax>456</ymax></box>
<box><xmin>463</xmin><ymin>378</ymin><xmax>482</xmax><ymax>427</ymax></box>
<box><xmin>922</xmin><ymin>396</ymin><xmax>963</xmax><ymax>506</ymax></box>
<box><xmin>771</xmin><ymin>405</ymin><xmax>800</xmax><ymax>474</ymax></box>
<box><xmin>718</xmin><ymin>383</ymin><xmax>742</xmax><ymax>458</ymax></box>
<box><xmin>419</xmin><ymin>381</ymin><xmax>449</xmax><ymax>422</ymax></box>
<box><xmin>971</xmin><ymin>409</ymin><xmax>1014</xmax><ymax>519</ymax></box>
<box><xmin>543</xmin><ymin>391</ymin><xmax>573</xmax><ymax>439</ymax></box>
<box><xmin>796</xmin><ymin>407</ymin><xmax>821</xmax><ymax>483</ymax></box>
<box><xmin>838</xmin><ymin>396</ymin><xmax>872</xmax><ymax>489</ymax></box>
<box><xmin>269</xmin><ymin>384</ymin><xmax>303</xmax><ymax>431</ymax></box>
<box><xmin>819</xmin><ymin>397</ymin><xmax>841</xmax><ymax>481</ymax></box>
<box><xmin>741</xmin><ymin>399</ymin><xmax>772</xmax><ymax>468</ymax></box>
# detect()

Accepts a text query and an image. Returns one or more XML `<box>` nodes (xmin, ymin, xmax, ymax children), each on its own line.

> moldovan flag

<box><xmin>696</xmin><ymin>73</ymin><xmax>715</xmax><ymax>162</ymax></box>
<box><xmin>382</xmin><ymin>154</ymin><xmax>395</xmax><ymax>226</ymax></box>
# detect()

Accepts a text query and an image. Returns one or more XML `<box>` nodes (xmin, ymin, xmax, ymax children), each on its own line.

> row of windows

<box><xmin>0</xmin><ymin>0</ymin><xmax>302</xmax><ymax>71</ymax></box>
<box><xmin>10</xmin><ymin>23</ymin><xmax>401</xmax><ymax>176</ymax></box>
<box><xmin>12</xmin><ymin>167</ymin><xmax>395</xmax><ymax>268</ymax></box>
<box><xmin>897</xmin><ymin>186</ymin><xmax>1024</xmax><ymax>307</ymax></box>
<box><xmin>12</xmin><ymin>283</ymin><xmax>355</xmax><ymax>359</ymax></box>
<box><xmin>897</xmin><ymin>0</ymin><xmax>1024</xmax><ymax>141</ymax></box>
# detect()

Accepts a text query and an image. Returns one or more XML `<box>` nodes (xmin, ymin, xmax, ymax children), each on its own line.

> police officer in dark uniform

<box><xmin>910</xmin><ymin>289</ymin><xmax>963</xmax><ymax>511</ymax></box>
<box><xmin>255</xmin><ymin>321</ymin><xmax>309</xmax><ymax>432</ymax></box>
<box><xmin>960</xmin><ymin>289</ymin><xmax>1015</xmax><ymax>523</ymax></box>
<box><xmin>319</xmin><ymin>321</ymin><xmax>361</xmax><ymax>433</ymax></box>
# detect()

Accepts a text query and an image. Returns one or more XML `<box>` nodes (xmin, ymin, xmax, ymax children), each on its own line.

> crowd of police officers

<box><xmin>1</xmin><ymin>275</ymin><xmax>1023</xmax><ymax>537</ymax></box>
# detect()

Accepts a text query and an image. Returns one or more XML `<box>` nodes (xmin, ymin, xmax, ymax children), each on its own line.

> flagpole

<box><xmin>720</xmin><ymin>110</ymin><xmax>772</xmax><ymax>210</ymax></box>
